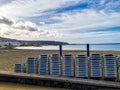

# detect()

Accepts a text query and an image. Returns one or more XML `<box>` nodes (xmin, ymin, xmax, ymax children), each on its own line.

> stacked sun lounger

<box><xmin>38</xmin><ymin>55</ymin><xmax>49</xmax><ymax>75</ymax></box>
<box><xmin>75</xmin><ymin>55</ymin><xmax>88</xmax><ymax>78</ymax></box>
<box><xmin>90</xmin><ymin>54</ymin><xmax>102</xmax><ymax>78</ymax></box>
<box><xmin>14</xmin><ymin>64</ymin><xmax>23</xmax><ymax>73</ymax></box>
<box><xmin>104</xmin><ymin>54</ymin><xmax>117</xmax><ymax>79</ymax></box>
<box><xmin>14</xmin><ymin>53</ymin><xmax>119</xmax><ymax>81</ymax></box>
<box><xmin>26</xmin><ymin>57</ymin><xmax>37</xmax><ymax>74</ymax></box>
<box><xmin>62</xmin><ymin>55</ymin><xmax>74</xmax><ymax>77</ymax></box>
<box><xmin>50</xmin><ymin>54</ymin><xmax>61</xmax><ymax>76</ymax></box>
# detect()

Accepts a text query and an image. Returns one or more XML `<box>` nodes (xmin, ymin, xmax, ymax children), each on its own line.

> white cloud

<box><xmin>0</xmin><ymin>0</ymin><xmax>120</xmax><ymax>43</ymax></box>
<box><xmin>0</xmin><ymin>16</ymin><xmax>63</xmax><ymax>40</ymax></box>
<box><xmin>40</xmin><ymin>22</ymin><xmax>45</xmax><ymax>25</ymax></box>
<box><xmin>39</xmin><ymin>9</ymin><xmax>120</xmax><ymax>33</ymax></box>
<box><xmin>0</xmin><ymin>0</ymin><xmax>81</xmax><ymax>20</ymax></box>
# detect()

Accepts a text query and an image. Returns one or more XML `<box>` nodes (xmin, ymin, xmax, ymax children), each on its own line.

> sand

<box><xmin>0</xmin><ymin>49</ymin><xmax>120</xmax><ymax>71</ymax></box>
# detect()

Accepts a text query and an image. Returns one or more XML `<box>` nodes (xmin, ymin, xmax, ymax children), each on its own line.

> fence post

<box><xmin>59</xmin><ymin>45</ymin><xmax>62</xmax><ymax>57</ymax></box>
<box><xmin>87</xmin><ymin>44</ymin><xmax>90</xmax><ymax>57</ymax></box>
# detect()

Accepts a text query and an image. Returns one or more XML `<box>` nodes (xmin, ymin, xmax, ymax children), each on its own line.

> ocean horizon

<box><xmin>16</xmin><ymin>44</ymin><xmax>120</xmax><ymax>51</ymax></box>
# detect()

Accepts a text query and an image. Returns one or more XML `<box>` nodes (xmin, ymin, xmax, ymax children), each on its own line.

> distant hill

<box><xmin>0</xmin><ymin>37</ymin><xmax>17</xmax><ymax>41</ymax></box>
<box><xmin>0</xmin><ymin>37</ymin><xmax>69</xmax><ymax>46</ymax></box>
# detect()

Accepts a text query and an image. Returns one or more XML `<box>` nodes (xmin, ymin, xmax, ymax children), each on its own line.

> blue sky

<box><xmin>0</xmin><ymin>0</ymin><xmax>120</xmax><ymax>43</ymax></box>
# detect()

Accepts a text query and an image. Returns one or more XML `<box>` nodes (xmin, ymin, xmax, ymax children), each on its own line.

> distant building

<box><xmin>0</xmin><ymin>40</ymin><xmax>21</xmax><ymax>46</ymax></box>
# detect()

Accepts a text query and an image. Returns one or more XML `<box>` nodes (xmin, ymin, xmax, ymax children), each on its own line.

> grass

<box><xmin>0</xmin><ymin>49</ymin><xmax>120</xmax><ymax>71</ymax></box>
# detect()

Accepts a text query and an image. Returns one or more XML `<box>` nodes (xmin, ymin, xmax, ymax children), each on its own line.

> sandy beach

<box><xmin>0</xmin><ymin>49</ymin><xmax>120</xmax><ymax>71</ymax></box>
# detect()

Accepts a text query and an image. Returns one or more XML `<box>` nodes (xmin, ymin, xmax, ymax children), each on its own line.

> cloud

<box><xmin>0</xmin><ymin>16</ymin><xmax>63</xmax><ymax>40</ymax></box>
<box><xmin>0</xmin><ymin>16</ymin><xmax>14</xmax><ymax>25</ymax></box>
<box><xmin>0</xmin><ymin>0</ymin><xmax>13</xmax><ymax>6</ymax></box>
<box><xmin>13</xmin><ymin>21</ymin><xmax>38</xmax><ymax>31</ymax></box>
<box><xmin>0</xmin><ymin>0</ymin><xmax>81</xmax><ymax>19</ymax></box>
<box><xmin>0</xmin><ymin>0</ymin><xmax>120</xmax><ymax>43</ymax></box>
<box><xmin>40</xmin><ymin>22</ymin><xmax>45</xmax><ymax>25</ymax></box>
<box><xmin>39</xmin><ymin>9</ymin><xmax>120</xmax><ymax>33</ymax></box>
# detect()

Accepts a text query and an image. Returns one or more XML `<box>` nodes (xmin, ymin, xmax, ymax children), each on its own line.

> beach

<box><xmin>0</xmin><ymin>81</ymin><xmax>70</xmax><ymax>90</ymax></box>
<box><xmin>0</xmin><ymin>49</ymin><xmax>120</xmax><ymax>71</ymax></box>
<box><xmin>0</xmin><ymin>49</ymin><xmax>120</xmax><ymax>90</ymax></box>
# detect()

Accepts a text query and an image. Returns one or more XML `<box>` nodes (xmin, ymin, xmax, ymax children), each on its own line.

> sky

<box><xmin>0</xmin><ymin>0</ymin><xmax>120</xmax><ymax>44</ymax></box>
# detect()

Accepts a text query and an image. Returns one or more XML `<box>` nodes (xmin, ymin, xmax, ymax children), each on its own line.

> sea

<box><xmin>16</xmin><ymin>44</ymin><xmax>120</xmax><ymax>51</ymax></box>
